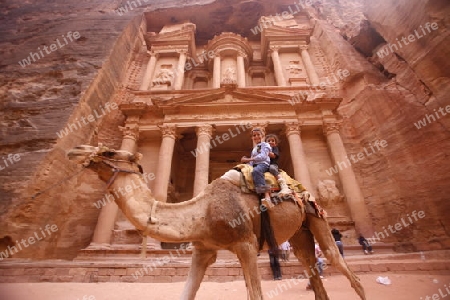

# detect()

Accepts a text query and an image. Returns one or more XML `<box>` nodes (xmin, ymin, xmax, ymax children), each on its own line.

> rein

<box><xmin>97</xmin><ymin>158</ymin><xmax>143</xmax><ymax>189</ymax></box>
<box><xmin>91</xmin><ymin>154</ymin><xmax>158</xmax><ymax>259</ymax></box>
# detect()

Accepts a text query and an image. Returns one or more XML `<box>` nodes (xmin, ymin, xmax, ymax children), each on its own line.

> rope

<box><xmin>31</xmin><ymin>168</ymin><xmax>85</xmax><ymax>199</ymax></box>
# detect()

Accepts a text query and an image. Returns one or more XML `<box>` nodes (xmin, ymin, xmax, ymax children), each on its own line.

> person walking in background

<box><xmin>331</xmin><ymin>228</ymin><xmax>344</xmax><ymax>257</ymax></box>
<box><xmin>306</xmin><ymin>242</ymin><xmax>325</xmax><ymax>290</ymax></box>
<box><xmin>358</xmin><ymin>234</ymin><xmax>374</xmax><ymax>254</ymax></box>
<box><xmin>280</xmin><ymin>241</ymin><xmax>291</xmax><ymax>261</ymax></box>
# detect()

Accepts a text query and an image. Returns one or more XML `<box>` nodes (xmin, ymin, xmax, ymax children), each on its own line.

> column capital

<box><xmin>151</xmin><ymin>50</ymin><xmax>160</xmax><ymax>57</ymax></box>
<box><xmin>158</xmin><ymin>124</ymin><xmax>177</xmax><ymax>139</ymax></box>
<box><xmin>119</xmin><ymin>124</ymin><xmax>139</xmax><ymax>141</ymax></box>
<box><xmin>269</xmin><ymin>45</ymin><xmax>281</xmax><ymax>53</ymax></box>
<box><xmin>299</xmin><ymin>45</ymin><xmax>309</xmax><ymax>51</ymax></box>
<box><xmin>323</xmin><ymin>121</ymin><xmax>343</xmax><ymax>136</ymax></box>
<box><xmin>284</xmin><ymin>122</ymin><xmax>303</xmax><ymax>137</ymax></box>
<box><xmin>213</xmin><ymin>50</ymin><xmax>221</xmax><ymax>58</ymax></box>
<box><xmin>176</xmin><ymin>49</ymin><xmax>188</xmax><ymax>55</ymax></box>
<box><xmin>237</xmin><ymin>51</ymin><xmax>247</xmax><ymax>58</ymax></box>
<box><xmin>195</xmin><ymin>124</ymin><xmax>213</xmax><ymax>138</ymax></box>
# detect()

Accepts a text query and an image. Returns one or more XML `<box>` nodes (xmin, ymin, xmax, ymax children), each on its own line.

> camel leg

<box><xmin>180</xmin><ymin>246</ymin><xmax>217</xmax><ymax>300</ymax></box>
<box><xmin>307</xmin><ymin>215</ymin><xmax>366</xmax><ymax>300</ymax></box>
<box><xmin>233</xmin><ymin>239</ymin><xmax>263</xmax><ymax>300</ymax></box>
<box><xmin>290</xmin><ymin>227</ymin><xmax>329</xmax><ymax>300</ymax></box>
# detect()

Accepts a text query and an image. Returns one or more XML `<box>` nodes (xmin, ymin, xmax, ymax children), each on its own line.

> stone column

<box><xmin>324</xmin><ymin>121</ymin><xmax>374</xmax><ymax>236</ymax></box>
<box><xmin>285</xmin><ymin>122</ymin><xmax>314</xmax><ymax>193</ymax></box>
<box><xmin>236</xmin><ymin>53</ymin><xmax>246</xmax><ymax>88</ymax></box>
<box><xmin>300</xmin><ymin>46</ymin><xmax>320</xmax><ymax>86</ymax></box>
<box><xmin>174</xmin><ymin>50</ymin><xmax>188</xmax><ymax>90</ymax></box>
<box><xmin>139</xmin><ymin>51</ymin><xmax>159</xmax><ymax>91</ymax></box>
<box><xmin>270</xmin><ymin>46</ymin><xmax>286</xmax><ymax>87</ymax></box>
<box><xmin>88</xmin><ymin>124</ymin><xmax>140</xmax><ymax>249</ymax></box>
<box><xmin>213</xmin><ymin>53</ymin><xmax>221</xmax><ymax>88</ymax></box>
<box><xmin>193</xmin><ymin>125</ymin><xmax>213</xmax><ymax>196</ymax></box>
<box><xmin>153</xmin><ymin>125</ymin><xmax>177</xmax><ymax>203</ymax></box>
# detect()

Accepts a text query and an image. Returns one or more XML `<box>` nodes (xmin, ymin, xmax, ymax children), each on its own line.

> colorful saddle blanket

<box><xmin>233</xmin><ymin>164</ymin><xmax>306</xmax><ymax>194</ymax></box>
<box><xmin>233</xmin><ymin>164</ymin><xmax>326</xmax><ymax>218</ymax></box>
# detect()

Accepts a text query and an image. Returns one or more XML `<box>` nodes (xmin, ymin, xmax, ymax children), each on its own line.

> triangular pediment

<box><xmin>151</xmin><ymin>87</ymin><xmax>293</xmax><ymax>109</ymax></box>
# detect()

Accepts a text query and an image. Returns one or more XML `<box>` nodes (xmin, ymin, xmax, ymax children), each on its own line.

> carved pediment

<box><xmin>150</xmin><ymin>88</ymin><xmax>293</xmax><ymax>109</ymax></box>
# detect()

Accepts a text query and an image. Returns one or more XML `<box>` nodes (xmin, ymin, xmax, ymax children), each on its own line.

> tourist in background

<box><xmin>331</xmin><ymin>228</ymin><xmax>344</xmax><ymax>257</ymax></box>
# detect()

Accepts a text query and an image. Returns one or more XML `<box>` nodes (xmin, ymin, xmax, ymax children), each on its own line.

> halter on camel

<box><xmin>82</xmin><ymin>147</ymin><xmax>159</xmax><ymax>257</ymax></box>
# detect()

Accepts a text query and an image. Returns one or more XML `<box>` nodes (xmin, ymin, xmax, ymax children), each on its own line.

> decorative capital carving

<box><xmin>323</xmin><ymin>121</ymin><xmax>342</xmax><ymax>136</ymax></box>
<box><xmin>119</xmin><ymin>124</ymin><xmax>139</xmax><ymax>141</ymax></box>
<box><xmin>237</xmin><ymin>51</ymin><xmax>247</xmax><ymax>59</ymax></box>
<box><xmin>299</xmin><ymin>45</ymin><xmax>309</xmax><ymax>51</ymax></box>
<box><xmin>195</xmin><ymin>125</ymin><xmax>213</xmax><ymax>138</ymax></box>
<box><xmin>269</xmin><ymin>45</ymin><xmax>281</xmax><ymax>53</ymax></box>
<box><xmin>284</xmin><ymin>122</ymin><xmax>302</xmax><ymax>137</ymax></box>
<box><xmin>177</xmin><ymin>49</ymin><xmax>188</xmax><ymax>55</ymax></box>
<box><xmin>149</xmin><ymin>50</ymin><xmax>160</xmax><ymax>58</ymax></box>
<box><xmin>159</xmin><ymin>124</ymin><xmax>177</xmax><ymax>139</ymax></box>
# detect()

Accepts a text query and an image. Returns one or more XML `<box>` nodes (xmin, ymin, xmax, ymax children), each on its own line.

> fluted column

<box><xmin>300</xmin><ymin>46</ymin><xmax>320</xmax><ymax>86</ymax></box>
<box><xmin>193</xmin><ymin>125</ymin><xmax>213</xmax><ymax>196</ymax></box>
<box><xmin>174</xmin><ymin>50</ymin><xmax>187</xmax><ymax>90</ymax></box>
<box><xmin>140</xmin><ymin>52</ymin><xmax>159</xmax><ymax>90</ymax></box>
<box><xmin>270</xmin><ymin>46</ymin><xmax>286</xmax><ymax>87</ymax></box>
<box><xmin>285</xmin><ymin>122</ymin><xmax>314</xmax><ymax>193</ymax></box>
<box><xmin>88</xmin><ymin>124</ymin><xmax>140</xmax><ymax>249</ymax></box>
<box><xmin>213</xmin><ymin>53</ymin><xmax>221</xmax><ymax>88</ymax></box>
<box><xmin>153</xmin><ymin>125</ymin><xmax>177</xmax><ymax>202</ymax></box>
<box><xmin>237</xmin><ymin>54</ymin><xmax>246</xmax><ymax>88</ymax></box>
<box><xmin>324</xmin><ymin>121</ymin><xmax>374</xmax><ymax>236</ymax></box>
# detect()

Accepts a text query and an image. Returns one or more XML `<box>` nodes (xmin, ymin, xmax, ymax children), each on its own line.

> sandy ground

<box><xmin>1</xmin><ymin>273</ymin><xmax>449</xmax><ymax>300</ymax></box>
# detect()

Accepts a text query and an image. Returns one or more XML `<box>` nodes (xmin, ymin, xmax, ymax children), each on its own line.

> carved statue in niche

<box><xmin>317</xmin><ymin>179</ymin><xmax>344</xmax><ymax>207</ymax></box>
<box><xmin>222</xmin><ymin>66</ymin><xmax>237</xmax><ymax>84</ymax></box>
<box><xmin>152</xmin><ymin>64</ymin><xmax>175</xmax><ymax>87</ymax></box>
<box><xmin>286</xmin><ymin>60</ymin><xmax>302</xmax><ymax>77</ymax></box>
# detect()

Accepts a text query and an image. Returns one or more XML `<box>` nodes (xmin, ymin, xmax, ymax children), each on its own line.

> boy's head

<box><xmin>266</xmin><ymin>134</ymin><xmax>279</xmax><ymax>147</ymax></box>
<box><xmin>251</xmin><ymin>128</ymin><xmax>265</xmax><ymax>144</ymax></box>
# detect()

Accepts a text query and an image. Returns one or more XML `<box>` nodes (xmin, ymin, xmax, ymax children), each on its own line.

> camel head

<box><xmin>67</xmin><ymin>144</ymin><xmax>143</xmax><ymax>183</ymax></box>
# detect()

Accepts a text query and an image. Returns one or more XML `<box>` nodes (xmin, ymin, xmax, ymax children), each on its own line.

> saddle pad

<box><xmin>233</xmin><ymin>164</ymin><xmax>306</xmax><ymax>193</ymax></box>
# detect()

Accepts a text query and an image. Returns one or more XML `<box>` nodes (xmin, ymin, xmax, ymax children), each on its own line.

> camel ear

<box><xmin>132</xmin><ymin>152</ymin><xmax>143</xmax><ymax>163</ymax></box>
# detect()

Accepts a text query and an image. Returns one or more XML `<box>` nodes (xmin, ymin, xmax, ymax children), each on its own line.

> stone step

<box><xmin>0</xmin><ymin>250</ymin><xmax>449</xmax><ymax>283</ymax></box>
<box><xmin>74</xmin><ymin>242</ymin><xmax>397</xmax><ymax>261</ymax></box>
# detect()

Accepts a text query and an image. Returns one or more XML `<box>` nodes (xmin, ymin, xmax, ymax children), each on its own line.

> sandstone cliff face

<box><xmin>0</xmin><ymin>0</ymin><xmax>448</xmax><ymax>259</ymax></box>
<box><xmin>317</xmin><ymin>0</ymin><xmax>450</xmax><ymax>249</ymax></box>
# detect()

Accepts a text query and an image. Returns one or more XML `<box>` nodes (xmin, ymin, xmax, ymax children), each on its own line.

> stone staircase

<box><xmin>0</xmin><ymin>246</ymin><xmax>449</xmax><ymax>283</ymax></box>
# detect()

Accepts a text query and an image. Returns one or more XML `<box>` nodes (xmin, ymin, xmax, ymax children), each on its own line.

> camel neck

<box><xmin>109</xmin><ymin>173</ymin><xmax>205</xmax><ymax>243</ymax></box>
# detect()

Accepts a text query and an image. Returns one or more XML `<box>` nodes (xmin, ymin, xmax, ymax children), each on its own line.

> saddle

<box><xmin>233</xmin><ymin>164</ymin><xmax>306</xmax><ymax>193</ymax></box>
<box><xmin>233</xmin><ymin>164</ymin><xmax>326</xmax><ymax>218</ymax></box>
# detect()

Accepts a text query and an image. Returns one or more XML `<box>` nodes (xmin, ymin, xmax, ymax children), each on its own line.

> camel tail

<box><xmin>259</xmin><ymin>209</ymin><xmax>278</xmax><ymax>254</ymax></box>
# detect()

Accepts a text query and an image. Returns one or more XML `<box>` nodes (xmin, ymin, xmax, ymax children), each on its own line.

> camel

<box><xmin>67</xmin><ymin>145</ymin><xmax>366</xmax><ymax>300</ymax></box>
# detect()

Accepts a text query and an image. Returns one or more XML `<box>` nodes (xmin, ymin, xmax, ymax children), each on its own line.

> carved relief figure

<box><xmin>222</xmin><ymin>66</ymin><xmax>237</xmax><ymax>84</ymax></box>
<box><xmin>286</xmin><ymin>60</ymin><xmax>303</xmax><ymax>77</ymax></box>
<box><xmin>152</xmin><ymin>64</ymin><xmax>175</xmax><ymax>87</ymax></box>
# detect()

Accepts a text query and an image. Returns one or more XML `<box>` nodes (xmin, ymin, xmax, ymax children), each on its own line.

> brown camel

<box><xmin>67</xmin><ymin>145</ymin><xmax>366</xmax><ymax>300</ymax></box>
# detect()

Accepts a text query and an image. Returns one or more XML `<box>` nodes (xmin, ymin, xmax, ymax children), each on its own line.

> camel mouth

<box><xmin>67</xmin><ymin>145</ymin><xmax>98</xmax><ymax>164</ymax></box>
